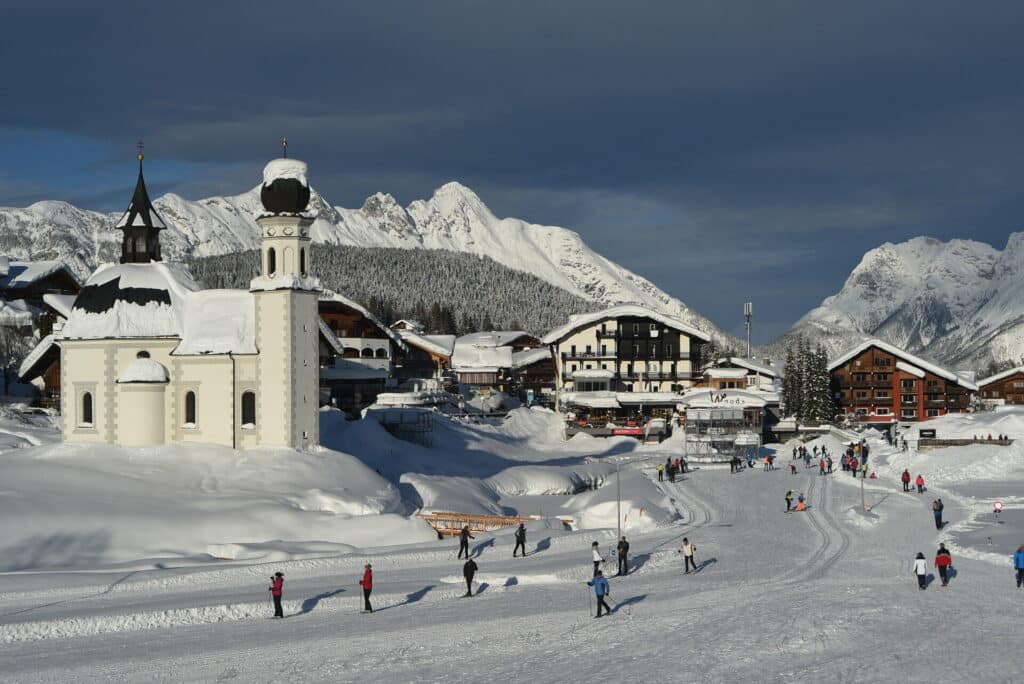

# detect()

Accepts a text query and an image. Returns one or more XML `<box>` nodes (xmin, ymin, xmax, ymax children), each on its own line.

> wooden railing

<box><xmin>416</xmin><ymin>511</ymin><xmax>574</xmax><ymax>536</ymax></box>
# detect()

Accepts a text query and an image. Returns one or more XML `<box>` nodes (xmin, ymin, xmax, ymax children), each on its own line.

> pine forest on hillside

<box><xmin>190</xmin><ymin>246</ymin><xmax>600</xmax><ymax>335</ymax></box>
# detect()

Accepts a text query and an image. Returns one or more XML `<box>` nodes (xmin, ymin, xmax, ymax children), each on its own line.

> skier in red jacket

<box><xmin>358</xmin><ymin>563</ymin><xmax>373</xmax><ymax>613</ymax></box>
<box><xmin>269</xmin><ymin>572</ymin><xmax>284</xmax><ymax>618</ymax></box>
<box><xmin>916</xmin><ymin>474</ymin><xmax>925</xmax><ymax>493</ymax></box>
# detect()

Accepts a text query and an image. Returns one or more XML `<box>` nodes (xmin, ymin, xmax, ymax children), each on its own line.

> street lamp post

<box><xmin>616</xmin><ymin>456</ymin><xmax>622</xmax><ymax>542</ymax></box>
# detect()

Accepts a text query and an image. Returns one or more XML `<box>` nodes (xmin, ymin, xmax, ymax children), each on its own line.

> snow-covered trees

<box><xmin>191</xmin><ymin>246</ymin><xmax>597</xmax><ymax>335</ymax></box>
<box><xmin>781</xmin><ymin>336</ymin><xmax>833</xmax><ymax>424</ymax></box>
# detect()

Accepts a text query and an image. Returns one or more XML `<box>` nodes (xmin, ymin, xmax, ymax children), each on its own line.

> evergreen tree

<box><xmin>480</xmin><ymin>312</ymin><xmax>494</xmax><ymax>331</ymax></box>
<box><xmin>427</xmin><ymin>302</ymin><xmax>444</xmax><ymax>334</ymax></box>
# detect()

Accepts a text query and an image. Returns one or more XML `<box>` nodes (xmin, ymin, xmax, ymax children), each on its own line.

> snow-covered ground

<box><xmin>1</xmin><ymin>405</ymin><xmax>1022</xmax><ymax>682</ymax></box>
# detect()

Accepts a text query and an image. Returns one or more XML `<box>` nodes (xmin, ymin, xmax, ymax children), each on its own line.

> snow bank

<box><xmin>485</xmin><ymin>464</ymin><xmax>611</xmax><ymax>496</ymax></box>
<box><xmin>904</xmin><ymin>405</ymin><xmax>1024</xmax><ymax>440</ymax></box>
<box><xmin>0</xmin><ymin>442</ymin><xmax>433</xmax><ymax>570</ymax></box>
<box><xmin>874</xmin><ymin>442</ymin><xmax>1024</xmax><ymax>486</ymax></box>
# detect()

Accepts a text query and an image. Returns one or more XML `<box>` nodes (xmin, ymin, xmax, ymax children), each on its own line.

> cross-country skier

<box><xmin>913</xmin><ymin>552</ymin><xmax>928</xmax><ymax>590</ymax></box>
<box><xmin>359</xmin><ymin>563</ymin><xmax>373</xmax><ymax>612</ymax></box>
<box><xmin>458</xmin><ymin>525</ymin><xmax>475</xmax><ymax>559</ymax></box>
<box><xmin>588</xmin><ymin>570</ymin><xmax>611</xmax><ymax>617</ymax></box>
<box><xmin>617</xmin><ymin>536</ymin><xmax>630</xmax><ymax>576</ymax></box>
<box><xmin>785</xmin><ymin>490</ymin><xmax>794</xmax><ymax>511</ymax></box>
<box><xmin>932</xmin><ymin>499</ymin><xmax>944</xmax><ymax>530</ymax></box>
<box><xmin>269</xmin><ymin>571</ymin><xmax>284</xmax><ymax>618</ymax></box>
<box><xmin>513</xmin><ymin>523</ymin><xmax>527</xmax><ymax>557</ymax></box>
<box><xmin>592</xmin><ymin>541</ymin><xmax>605</xmax><ymax>577</ymax></box>
<box><xmin>901</xmin><ymin>469</ymin><xmax>911</xmax><ymax>492</ymax></box>
<box><xmin>1014</xmin><ymin>545</ymin><xmax>1024</xmax><ymax>588</ymax></box>
<box><xmin>679</xmin><ymin>538</ymin><xmax>697</xmax><ymax>573</ymax></box>
<box><xmin>916</xmin><ymin>474</ymin><xmax>925</xmax><ymax>493</ymax></box>
<box><xmin>934</xmin><ymin>544</ymin><xmax>952</xmax><ymax>586</ymax></box>
<box><xmin>463</xmin><ymin>558</ymin><xmax>478</xmax><ymax>597</ymax></box>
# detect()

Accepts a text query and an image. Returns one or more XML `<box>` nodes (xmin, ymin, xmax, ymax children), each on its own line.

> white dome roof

<box><xmin>117</xmin><ymin>357</ymin><xmax>169</xmax><ymax>384</ymax></box>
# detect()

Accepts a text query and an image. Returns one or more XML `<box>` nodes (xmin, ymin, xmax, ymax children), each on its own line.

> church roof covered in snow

<box><xmin>63</xmin><ymin>262</ymin><xmax>199</xmax><ymax>340</ymax></box>
<box><xmin>173</xmin><ymin>289</ymin><xmax>257</xmax><ymax>355</ymax></box>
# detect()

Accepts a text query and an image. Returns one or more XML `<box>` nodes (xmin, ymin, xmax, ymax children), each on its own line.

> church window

<box><xmin>267</xmin><ymin>248</ymin><xmax>277</xmax><ymax>275</ymax></box>
<box><xmin>241</xmin><ymin>391</ymin><xmax>256</xmax><ymax>426</ymax></box>
<box><xmin>81</xmin><ymin>392</ymin><xmax>93</xmax><ymax>426</ymax></box>
<box><xmin>184</xmin><ymin>391</ymin><xmax>197</xmax><ymax>425</ymax></box>
<box><xmin>375</xmin><ymin>348</ymin><xmax>387</xmax><ymax>358</ymax></box>
<box><xmin>361</xmin><ymin>348</ymin><xmax>373</xmax><ymax>358</ymax></box>
<box><xmin>300</xmin><ymin>248</ymin><xmax>307</xmax><ymax>276</ymax></box>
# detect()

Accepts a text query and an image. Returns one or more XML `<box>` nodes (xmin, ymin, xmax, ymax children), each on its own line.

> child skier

<box><xmin>592</xmin><ymin>541</ymin><xmax>605</xmax><ymax>577</ymax></box>
<box><xmin>916</xmin><ymin>474</ymin><xmax>926</xmax><ymax>493</ymax></box>
<box><xmin>679</xmin><ymin>538</ymin><xmax>697</xmax><ymax>573</ymax></box>
<box><xmin>913</xmin><ymin>552</ymin><xmax>928</xmax><ymax>590</ymax></box>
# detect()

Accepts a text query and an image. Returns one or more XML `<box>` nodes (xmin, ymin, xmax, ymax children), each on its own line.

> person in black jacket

<box><xmin>617</xmin><ymin>536</ymin><xmax>630</xmax><ymax>576</ymax></box>
<box><xmin>463</xmin><ymin>558</ymin><xmax>478</xmax><ymax>597</ymax></box>
<box><xmin>513</xmin><ymin>523</ymin><xmax>527</xmax><ymax>557</ymax></box>
<box><xmin>458</xmin><ymin>526</ymin><xmax>475</xmax><ymax>559</ymax></box>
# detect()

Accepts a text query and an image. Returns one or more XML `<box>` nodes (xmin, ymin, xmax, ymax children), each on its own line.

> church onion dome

<box><xmin>260</xmin><ymin>158</ymin><xmax>310</xmax><ymax>214</ymax></box>
<box><xmin>117</xmin><ymin>356</ymin><xmax>169</xmax><ymax>384</ymax></box>
<box><xmin>116</xmin><ymin>160</ymin><xmax>167</xmax><ymax>230</ymax></box>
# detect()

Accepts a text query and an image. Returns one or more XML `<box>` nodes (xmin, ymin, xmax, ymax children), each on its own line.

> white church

<box><xmin>57</xmin><ymin>153</ymin><xmax>321</xmax><ymax>449</ymax></box>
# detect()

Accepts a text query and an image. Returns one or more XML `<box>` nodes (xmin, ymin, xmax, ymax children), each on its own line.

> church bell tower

<box><xmin>115</xmin><ymin>144</ymin><xmax>166</xmax><ymax>264</ymax></box>
<box><xmin>250</xmin><ymin>149</ymin><xmax>320</xmax><ymax>449</ymax></box>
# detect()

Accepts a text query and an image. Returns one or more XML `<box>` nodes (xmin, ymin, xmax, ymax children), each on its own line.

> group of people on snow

<box><xmin>657</xmin><ymin>456</ymin><xmax>688</xmax><ymax>482</ymax></box>
<box><xmin>913</xmin><ymin>544</ymin><xmax>954</xmax><ymax>590</ymax></box>
<box><xmin>900</xmin><ymin>469</ymin><xmax>927</xmax><ymax>494</ymax></box>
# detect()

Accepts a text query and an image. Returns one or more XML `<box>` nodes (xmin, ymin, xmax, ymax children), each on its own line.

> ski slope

<box><xmin>1</xmin><ymin>410</ymin><xmax>1022</xmax><ymax>682</ymax></box>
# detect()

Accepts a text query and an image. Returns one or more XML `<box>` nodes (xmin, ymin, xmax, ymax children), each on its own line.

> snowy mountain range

<box><xmin>775</xmin><ymin>235</ymin><xmax>1024</xmax><ymax>370</ymax></box>
<box><xmin>0</xmin><ymin>181</ymin><xmax>738</xmax><ymax>345</ymax></box>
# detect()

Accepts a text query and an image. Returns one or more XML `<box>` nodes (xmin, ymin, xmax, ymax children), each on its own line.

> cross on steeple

<box><xmin>281</xmin><ymin>137</ymin><xmax>288</xmax><ymax>158</ymax></box>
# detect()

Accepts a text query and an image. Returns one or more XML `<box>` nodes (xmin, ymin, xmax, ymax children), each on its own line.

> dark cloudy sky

<box><xmin>2</xmin><ymin>1</ymin><xmax>1022</xmax><ymax>341</ymax></box>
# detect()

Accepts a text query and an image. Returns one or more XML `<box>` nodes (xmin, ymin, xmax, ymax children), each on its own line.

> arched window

<box><xmin>361</xmin><ymin>348</ymin><xmax>374</xmax><ymax>358</ymax></box>
<box><xmin>184</xmin><ymin>391</ymin><xmax>196</xmax><ymax>425</ymax></box>
<box><xmin>241</xmin><ymin>391</ymin><xmax>256</xmax><ymax>426</ymax></box>
<box><xmin>135</xmin><ymin>236</ymin><xmax>146</xmax><ymax>253</ymax></box>
<box><xmin>267</xmin><ymin>248</ymin><xmax>277</xmax><ymax>276</ymax></box>
<box><xmin>300</xmin><ymin>248</ymin><xmax>307</xmax><ymax>276</ymax></box>
<box><xmin>375</xmin><ymin>348</ymin><xmax>388</xmax><ymax>358</ymax></box>
<box><xmin>81</xmin><ymin>392</ymin><xmax>93</xmax><ymax>425</ymax></box>
<box><xmin>342</xmin><ymin>347</ymin><xmax>360</xmax><ymax>358</ymax></box>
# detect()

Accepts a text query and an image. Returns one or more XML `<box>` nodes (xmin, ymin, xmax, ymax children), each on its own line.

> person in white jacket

<box><xmin>913</xmin><ymin>552</ymin><xmax>929</xmax><ymax>590</ymax></box>
<box><xmin>591</xmin><ymin>541</ymin><xmax>605</xmax><ymax>577</ymax></box>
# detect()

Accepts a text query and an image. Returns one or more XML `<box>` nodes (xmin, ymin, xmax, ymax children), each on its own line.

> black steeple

<box><xmin>116</xmin><ymin>143</ymin><xmax>167</xmax><ymax>264</ymax></box>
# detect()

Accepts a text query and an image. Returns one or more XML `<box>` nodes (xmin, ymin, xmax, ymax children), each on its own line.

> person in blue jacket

<box><xmin>587</xmin><ymin>570</ymin><xmax>612</xmax><ymax>617</ymax></box>
<box><xmin>1014</xmin><ymin>545</ymin><xmax>1024</xmax><ymax>588</ymax></box>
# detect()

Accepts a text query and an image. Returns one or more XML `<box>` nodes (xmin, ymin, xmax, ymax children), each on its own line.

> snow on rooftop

<box><xmin>321</xmin><ymin>359</ymin><xmax>389</xmax><ymax>380</ymax></box>
<box><xmin>978</xmin><ymin>366</ymin><xmax>1024</xmax><ymax>387</ymax></box>
<box><xmin>18</xmin><ymin>333</ymin><xmax>57</xmax><ymax>380</ymax></box>
<box><xmin>117</xmin><ymin>357</ymin><xmax>169</xmax><ymax>383</ymax></box>
<box><xmin>512</xmin><ymin>347</ymin><xmax>551</xmax><ymax>369</ymax></box>
<box><xmin>249</xmin><ymin>273</ymin><xmax>322</xmax><ymax>293</ymax></box>
<box><xmin>828</xmin><ymin>338</ymin><xmax>977</xmax><ymax>390</ymax></box>
<box><xmin>720</xmin><ymin>356</ymin><xmax>783</xmax><ymax>378</ymax></box>
<box><xmin>895</xmin><ymin>361</ymin><xmax>925</xmax><ymax>378</ymax></box>
<box><xmin>398</xmin><ymin>330</ymin><xmax>455</xmax><ymax>358</ymax></box>
<box><xmin>63</xmin><ymin>263</ymin><xmax>199</xmax><ymax>340</ymax></box>
<box><xmin>320</xmin><ymin>290</ymin><xmax>405</xmax><ymax>350</ymax></box>
<box><xmin>541</xmin><ymin>305</ymin><xmax>711</xmax><ymax>344</ymax></box>
<box><xmin>452</xmin><ymin>341</ymin><xmax>513</xmax><ymax>371</ymax></box>
<box><xmin>0</xmin><ymin>260</ymin><xmax>70</xmax><ymax>290</ymax></box>
<box><xmin>704</xmin><ymin>367</ymin><xmax>749</xmax><ymax>379</ymax></box>
<box><xmin>262</xmin><ymin>158</ymin><xmax>309</xmax><ymax>187</ymax></box>
<box><xmin>457</xmin><ymin>331</ymin><xmax>531</xmax><ymax>347</ymax></box>
<box><xmin>42</xmin><ymin>293</ymin><xmax>76</xmax><ymax>319</ymax></box>
<box><xmin>0</xmin><ymin>298</ymin><xmax>33</xmax><ymax>325</ymax></box>
<box><xmin>174</xmin><ymin>290</ymin><xmax>256</xmax><ymax>356</ymax></box>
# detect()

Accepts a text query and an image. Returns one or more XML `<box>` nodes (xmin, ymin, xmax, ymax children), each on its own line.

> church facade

<box><xmin>58</xmin><ymin>154</ymin><xmax>320</xmax><ymax>450</ymax></box>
